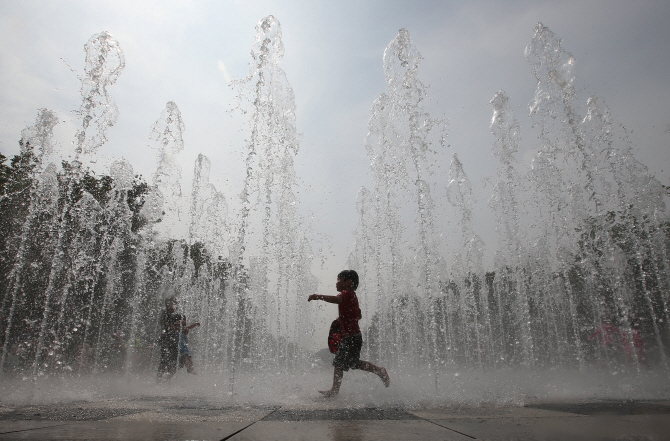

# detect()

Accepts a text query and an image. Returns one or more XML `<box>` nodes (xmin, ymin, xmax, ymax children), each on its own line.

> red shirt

<box><xmin>337</xmin><ymin>290</ymin><xmax>362</xmax><ymax>337</ymax></box>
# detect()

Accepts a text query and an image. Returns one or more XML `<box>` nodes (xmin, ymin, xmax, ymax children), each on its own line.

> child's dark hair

<box><xmin>338</xmin><ymin>270</ymin><xmax>359</xmax><ymax>290</ymax></box>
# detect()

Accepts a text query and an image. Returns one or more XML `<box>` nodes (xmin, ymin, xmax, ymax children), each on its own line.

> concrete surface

<box><xmin>0</xmin><ymin>397</ymin><xmax>669</xmax><ymax>440</ymax></box>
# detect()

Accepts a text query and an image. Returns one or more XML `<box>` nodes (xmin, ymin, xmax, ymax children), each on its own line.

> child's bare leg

<box><xmin>184</xmin><ymin>355</ymin><xmax>196</xmax><ymax>374</ymax></box>
<box><xmin>359</xmin><ymin>361</ymin><xmax>390</xmax><ymax>387</ymax></box>
<box><xmin>319</xmin><ymin>366</ymin><xmax>343</xmax><ymax>397</ymax></box>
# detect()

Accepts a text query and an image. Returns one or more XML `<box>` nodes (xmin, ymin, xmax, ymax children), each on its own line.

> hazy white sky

<box><xmin>1</xmin><ymin>0</ymin><xmax>669</xmax><ymax>288</ymax></box>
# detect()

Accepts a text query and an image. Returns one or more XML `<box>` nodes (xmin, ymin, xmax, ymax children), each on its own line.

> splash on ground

<box><xmin>1</xmin><ymin>365</ymin><xmax>669</xmax><ymax>409</ymax></box>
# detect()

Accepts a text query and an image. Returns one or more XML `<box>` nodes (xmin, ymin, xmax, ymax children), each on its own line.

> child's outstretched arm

<box><xmin>308</xmin><ymin>294</ymin><xmax>342</xmax><ymax>304</ymax></box>
<box><xmin>182</xmin><ymin>322</ymin><xmax>200</xmax><ymax>335</ymax></box>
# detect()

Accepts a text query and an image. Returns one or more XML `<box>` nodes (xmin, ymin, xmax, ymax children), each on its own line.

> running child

<box><xmin>308</xmin><ymin>270</ymin><xmax>390</xmax><ymax>397</ymax></box>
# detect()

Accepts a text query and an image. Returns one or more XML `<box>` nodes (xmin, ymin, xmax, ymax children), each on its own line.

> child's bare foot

<box><xmin>379</xmin><ymin>368</ymin><xmax>390</xmax><ymax>387</ymax></box>
<box><xmin>319</xmin><ymin>389</ymin><xmax>338</xmax><ymax>397</ymax></box>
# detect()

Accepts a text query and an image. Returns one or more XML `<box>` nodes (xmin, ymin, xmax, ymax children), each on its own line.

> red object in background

<box><xmin>589</xmin><ymin>322</ymin><xmax>645</xmax><ymax>363</ymax></box>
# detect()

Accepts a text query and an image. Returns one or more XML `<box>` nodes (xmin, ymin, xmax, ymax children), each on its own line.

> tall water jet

<box><xmin>75</xmin><ymin>32</ymin><xmax>125</xmax><ymax>157</ymax></box>
<box><xmin>190</xmin><ymin>154</ymin><xmax>229</xmax><ymax>255</ymax></box>
<box><xmin>90</xmin><ymin>160</ymin><xmax>134</xmax><ymax>373</ymax></box>
<box><xmin>141</xmin><ymin>102</ymin><xmax>229</xmax><ymax>377</ymax></box>
<box><xmin>228</xmin><ymin>15</ymin><xmax>316</xmax><ymax>393</ymax></box>
<box><xmin>350</xmin><ymin>28</ymin><xmax>447</xmax><ymax>372</ymax></box>
<box><xmin>31</xmin><ymin>32</ymin><xmax>125</xmax><ymax>381</ymax></box>
<box><xmin>488</xmin><ymin>90</ymin><xmax>537</xmax><ymax>366</ymax></box>
<box><xmin>446</xmin><ymin>153</ymin><xmax>488</xmax><ymax>367</ymax></box>
<box><xmin>151</xmin><ymin>101</ymin><xmax>186</xmax><ymax>241</ymax></box>
<box><xmin>0</xmin><ymin>110</ymin><xmax>59</xmax><ymax>375</ymax></box>
<box><xmin>476</xmin><ymin>22</ymin><xmax>670</xmax><ymax>370</ymax></box>
<box><xmin>0</xmin><ymin>32</ymin><xmax>128</xmax><ymax>382</ymax></box>
<box><xmin>0</xmin><ymin>17</ymin><xmax>668</xmax><ymax>404</ymax></box>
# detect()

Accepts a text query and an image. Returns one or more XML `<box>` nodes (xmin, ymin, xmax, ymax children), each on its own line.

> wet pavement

<box><xmin>0</xmin><ymin>397</ymin><xmax>669</xmax><ymax>440</ymax></box>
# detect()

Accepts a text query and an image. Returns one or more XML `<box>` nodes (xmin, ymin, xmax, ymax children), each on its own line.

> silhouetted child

<box><xmin>157</xmin><ymin>297</ymin><xmax>199</xmax><ymax>381</ymax></box>
<box><xmin>158</xmin><ymin>297</ymin><xmax>181</xmax><ymax>381</ymax></box>
<box><xmin>308</xmin><ymin>270</ymin><xmax>389</xmax><ymax>397</ymax></box>
<box><xmin>178</xmin><ymin>315</ymin><xmax>200</xmax><ymax>374</ymax></box>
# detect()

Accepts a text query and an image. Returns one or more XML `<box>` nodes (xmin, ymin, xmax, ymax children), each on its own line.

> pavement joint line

<box><xmin>0</xmin><ymin>423</ymin><xmax>66</xmax><ymax>435</ymax></box>
<box><xmin>219</xmin><ymin>406</ymin><xmax>281</xmax><ymax>441</ymax></box>
<box><xmin>261</xmin><ymin>407</ymin><xmax>420</xmax><ymax>421</ymax></box>
<box><xmin>420</xmin><ymin>418</ymin><xmax>478</xmax><ymax>439</ymax></box>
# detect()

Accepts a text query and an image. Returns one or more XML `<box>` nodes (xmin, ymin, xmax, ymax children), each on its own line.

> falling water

<box><xmin>0</xmin><ymin>111</ymin><xmax>59</xmax><ymax>375</ymax></box>
<box><xmin>190</xmin><ymin>154</ymin><xmax>228</xmax><ymax>254</ymax></box>
<box><xmin>91</xmin><ymin>160</ymin><xmax>134</xmax><ymax>373</ymax></box>
<box><xmin>226</xmin><ymin>15</ymin><xmax>317</xmax><ymax>393</ymax></box>
<box><xmin>349</xmin><ymin>29</ymin><xmax>447</xmax><ymax>375</ymax></box>
<box><xmin>0</xmin><ymin>19</ymin><xmax>668</xmax><ymax>404</ymax></box>
<box><xmin>488</xmin><ymin>91</ymin><xmax>536</xmax><ymax>366</ymax></box>
<box><xmin>446</xmin><ymin>153</ymin><xmax>488</xmax><ymax>367</ymax></box>
<box><xmin>151</xmin><ymin>101</ymin><xmax>186</xmax><ymax>240</ymax></box>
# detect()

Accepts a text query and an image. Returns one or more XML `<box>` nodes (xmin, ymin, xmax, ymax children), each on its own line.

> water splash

<box><xmin>91</xmin><ymin>160</ymin><xmax>134</xmax><ymax>373</ymax></box>
<box><xmin>350</xmin><ymin>28</ymin><xmax>447</xmax><ymax>376</ymax></box>
<box><xmin>227</xmin><ymin>15</ymin><xmax>315</xmax><ymax>394</ymax></box>
<box><xmin>190</xmin><ymin>153</ymin><xmax>229</xmax><ymax>255</ymax></box>
<box><xmin>0</xmin><ymin>154</ymin><xmax>59</xmax><ymax>375</ymax></box>
<box><xmin>29</xmin><ymin>33</ymin><xmax>125</xmax><ymax>381</ymax></box>
<box><xmin>1</xmin><ymin>20</ymin><xmax>669</xmax><ymax>403</ymax></box>
<box><xmin>488</xmin><ymin>91</ymin><xmax>535</xmax><ymax>366</ymax></box>
<box><xmin>446</xmin><ymin>153</ymin><xmax>488</xmax><ymax>366</ymax></box>
<box><xmin>75</xmin><ymin>32</ymin><xmax>125</xmax><ymax>156</ymax></box>
<box><xmin>151</xmin><ymin>101</ymin><xmax>185</xmax><ymax>240</ymax></box>
<box><xmin>19</xmin><ymin>109</ymin><xmax>59</xmax><ymax>164</ymax></box>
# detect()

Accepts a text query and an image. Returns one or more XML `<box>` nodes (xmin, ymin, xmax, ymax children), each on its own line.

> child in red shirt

<box><xmin>308</xmin><ymin>270</ymin><xmax>390</xmax><ymax>397</ymax></box>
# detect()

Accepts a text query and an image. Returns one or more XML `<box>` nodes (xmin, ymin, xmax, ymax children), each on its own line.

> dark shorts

<box><xmin>333</xmin><ymin>334</ymin><xmax>362</xmax><ymax>371</ymax></box>
<box><xmin>158</xmin><ymin>335</ymin><xmax>178</xmax><ymax>374</ymax></box>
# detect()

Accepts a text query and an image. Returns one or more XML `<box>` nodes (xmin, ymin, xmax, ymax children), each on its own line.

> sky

<box><xmin>1</xmin><ymin>0</ymin><xmax>669</xmax><ymax>293</ymax></box>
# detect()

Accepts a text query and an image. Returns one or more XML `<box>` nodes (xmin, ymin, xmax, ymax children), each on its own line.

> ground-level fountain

<box><xmin>0</xmin><ymin>17</ymin><xmax>668</xmax><ymax>405</ymax></box>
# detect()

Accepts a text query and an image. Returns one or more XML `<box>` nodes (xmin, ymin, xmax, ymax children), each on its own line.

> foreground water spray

<box><xmin>226</xmin><ymin>15</ymin><xmax>317</xmax><ymax>394</ymax></box>
<box><xmin>0</xmin><ymin>32</ymin><xmax>126</xmax><ymax>383</ymax></box>
<box><xmin>349</xmin><ymin>29</ymin><xmax>448</xmax><ymax>385</ymax></box>
<box><xmin>0</xmin><ymin>20</ymin><xmax>668</xmax><ymax>405</ymax></box>
<box><xmin>347</xmin><ymin>22</ymin><xmax>669</xmax><ymax>383</ymax></box>
<box><xmin>0</xmin><ymin>111</ymin><xmax>59</xmax><ymax>375</ymax></box>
